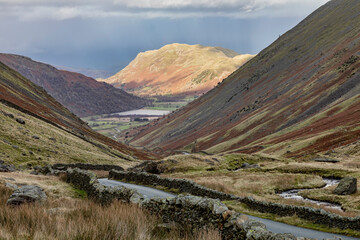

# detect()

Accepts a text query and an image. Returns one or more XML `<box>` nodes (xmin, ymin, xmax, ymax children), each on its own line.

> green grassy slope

<box><xmin>0</xmin><ymin>61</ymin><xmax>152</xmax><ymax>164</ymax></box>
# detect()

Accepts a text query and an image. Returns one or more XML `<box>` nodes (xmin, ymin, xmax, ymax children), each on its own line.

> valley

<box><xmin>0</xmin><ymin>0</ymin><xmax>359</xmax><ymax>239</ymax></box>
<box><xmin>82</xmin><ymin>96</ymin><xmax>195</xmax><ymax>141</ymax></box>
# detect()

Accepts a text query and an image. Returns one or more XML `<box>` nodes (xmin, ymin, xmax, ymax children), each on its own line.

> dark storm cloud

<box><xmin>0</xmin><ymin>0</ymin><xmax>329</xmax><ymax>71</ymax></box>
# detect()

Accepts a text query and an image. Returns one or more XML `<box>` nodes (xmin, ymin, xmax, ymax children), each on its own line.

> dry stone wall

<box><xmin>109</xmin><ymin>170</ymin><xmax>360</xmax><ymax>231</ymax></box>
<box><xmin>109</xmin><ymin>170</ymin><xmax>234</xmax><ymax>200</ymax></box>
<box><xmin>51</xmin><ymin>163</ymin><xmax>125</xmax><ymax>171</ymax></box>
<box><xmin>65</xmin><ymin>168</ymin><xmax>299</xmax><ymax>240</ymax></box>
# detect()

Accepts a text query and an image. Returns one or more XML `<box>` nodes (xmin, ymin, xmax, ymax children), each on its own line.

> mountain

<box><xmin>0</xmin><ymin>54</ymin><xmax>150</xmax><ymax>117</ymax></box>
<box><xmin>102</xmin><ymin>44</ymin><xmax>254</xmax><ymax>97</ymax></box>
<box><xmin>130</xmin><ymin>0</ymin><xmax>360</xmax><ymax>158</ymax></box>
<box><xmin>0</xmin><ymin>61</ymin><xmax>152</xmax><ymax>166</ymax></box>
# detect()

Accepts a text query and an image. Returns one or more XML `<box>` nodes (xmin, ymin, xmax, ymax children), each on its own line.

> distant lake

<box><xmin>113</xmin><ymin>109</ymin><xmax>170</xmax><ymax>116</ymax></box>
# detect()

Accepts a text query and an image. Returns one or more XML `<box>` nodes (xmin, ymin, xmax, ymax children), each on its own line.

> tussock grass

<box><xmin>0</xmin><ymin>181</ymin><xmax>221</xmax><ymax>240</ymax></box>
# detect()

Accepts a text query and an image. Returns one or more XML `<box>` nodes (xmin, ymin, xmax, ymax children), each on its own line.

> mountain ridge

<box><xmin>102</xmin><ymin>43</ymin><xmax>254</xmax><ymax>97</ymax></box>
<box><xmin>0</xmin><ymin>54</ymin><xmax>150</xmax><ymax>117</ymax></box>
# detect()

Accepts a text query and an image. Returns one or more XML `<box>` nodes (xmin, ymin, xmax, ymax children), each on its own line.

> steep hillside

<box><xmin>0</xmin><ymin>54</ymin><xmax>150</xmax><ymax>117</ymax></box>
<box><xmin>103</xmin><ymin>44</ymin><xmax>254</xmax><ymax>96</ymax></box>
<box><xmin>131</xmin><ymin>0</ymin><xmax>360</xmax><ymax>158</ymax></box>
<box><xmin>0</xmin><ymin>61</ymin><xmax>152</xmax><ymax>164</ymax></box>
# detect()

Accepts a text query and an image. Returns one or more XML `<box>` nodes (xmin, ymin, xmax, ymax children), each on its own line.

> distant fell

<box><xmin>0</xmin><ymin>54</ymin><xmax>150</xmax><ymax>117</ymax></box>
<box><xmin>102</xmin><ymin>43</ymin><xmax>254</xmax><ymax>97</ymax></box>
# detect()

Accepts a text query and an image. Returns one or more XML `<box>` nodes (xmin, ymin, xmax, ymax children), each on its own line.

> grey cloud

<box><xmin>0</xmin><ymin>0</ymin><xmax>329</xmax><ymax>20</ymax></box>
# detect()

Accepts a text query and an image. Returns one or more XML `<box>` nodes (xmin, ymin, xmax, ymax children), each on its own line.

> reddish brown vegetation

<box><xmin>130</xmin><ymin>0</ymin><xmax>360</xmax><ymax>157</ymax></box>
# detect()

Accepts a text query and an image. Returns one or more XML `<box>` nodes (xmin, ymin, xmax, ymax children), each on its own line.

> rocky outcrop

<box><xmin>313</xmin><ymin>158</ymin><xmax>340</xmax><ymax>163</ymax></box>
<box><xmin>7</xmin><ymin>185</ymin><xmax>47</xmax><ymax>205</ymax></box>
<box><xmin>333</xmin><ymin>177</ymin><xmax>357</xmax><ymax>195</ymax></box>
<box><xmin>127</xmin><ymin>161</ymin><xmax>165</xmax><ymax>174</ymax></box>
<box><xmin>0</xmin><ymin>160</ymin><xmax>16</xmax><ymax>172</ymax></box>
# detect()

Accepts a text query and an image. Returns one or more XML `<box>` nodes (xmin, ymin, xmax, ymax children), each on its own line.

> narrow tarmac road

<box><xmin>99</xmin><ymin>178</ymin><xmax>359</xmax><ymax>240</ymax></box>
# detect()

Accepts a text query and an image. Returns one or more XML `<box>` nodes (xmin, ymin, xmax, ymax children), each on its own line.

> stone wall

<box><xmin>240</xmin><ymin>197</ymin><xmax>360</xmax><ymax>231</ymax></box>
<box><xmin>52</xmin><ymin>163</ymin><xmax>124</xmax><ymax>171</ymax></box>
<box><xmin>109</xmin><ymin>170</ymin><xmax>234</xmax><ymax>200</ymax></box>
<box><xmin>65</xmin><ymin>168</ymin><xmax>297</xmax><ymax>240</ymax></box>
<box><xmin>40</xmin><ymin>163</ymin><xmax>124</xmax><ymax>175</ymax></box>
<box><xmin>65</xmin><ymin>168</ymin><xmax>137</xmax><ymax>205</ymax></box>
<box><xmin>109</xmin><ymin>170</ymin><xmax>360</xmax><ymax>231</ymax></box>
<box><xmin>142</xmin><ymin>195</ymin><xmax>297</xmax><ymax>240</ymax></box>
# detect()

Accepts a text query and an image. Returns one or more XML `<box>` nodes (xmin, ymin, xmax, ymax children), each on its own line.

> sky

<box><xmin>0</xmin><ymin>0</ymin><xmax>329</xmax><ymax>73</ymax></box>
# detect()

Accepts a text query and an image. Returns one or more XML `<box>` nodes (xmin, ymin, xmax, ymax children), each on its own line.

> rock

<box><xmin>242</xmin><ymin>163</ymin><xmax>261</xmax><ymax>169</ymax></box>
<box><xmin>4</xmin><ymin>177</ymin><xmax>15</xmax><ymax>181</ymax></box>
<box><xmin>5</xmin><ymin>182</ymin><xmax>18</xmax><ymax>190</ymax></box>
<box><xmin>313</xmin><ymin>158</ymin><xmax>339</xmax><ymax>163</ymax></box>
<box><xmin>222</xmin><ymin>210</ymin><xmax>234</xmax><ymax>220</ymax></box>
<box><xmin>246</xmin><ymin>226</ymin><xmax>272</xmax><ymax>239</ymax></box>
<box><xmin>129</xmin><ymin>192</ymin><xmax>144</xmax><ymax>204</ymax></box>
<box><xmin>0</xmin><ymin>163</ymin><xmax>16</xmax><ymax>172</ymax></box>
<box><xmin>241</xmin><ymin>162</ymin><xmax>250</xmax><ymax>168</ymax></box>
<box><xmin>30</xmin><ymin>171</ymin><xmax>39</xmax><ymax>175</ymax></box>
<box><xmin>153</xmin><ymin>222</ymin><xmax>181</xmax><ymax>233</ymax></box>
<box><xmin>7</xmin><ymin>185</ymin><xmax>47</xmax><ymax>205</ymax></box>
<box><xmin>15</xmin><ymin>118</ymin><xmax>25</xmax><ymax>124</ymax></box>
<box><xmin>128</xmin><ymin>161</ymin><xmax>164</xmax><ymax>174</ymax></box>
<box><xmin>213</xmin><ymin>202</ymin><xmax>228</xmax><ymax>215</ymax></box>
<box><xmin>333</xmin><ymin>177</ymin><xmax>357</xmax><ymax>195</ymax></box>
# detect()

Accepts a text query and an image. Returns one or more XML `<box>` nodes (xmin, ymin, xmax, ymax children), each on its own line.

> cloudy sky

<box><xmin>0</xmin><ymin>0</ymin><xmax>329</xmax><ymax>73</ymax></box>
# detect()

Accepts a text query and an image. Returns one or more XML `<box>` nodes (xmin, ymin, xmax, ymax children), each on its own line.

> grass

<box><xmin>159</xmin><ymin>153</ymin><xmax>360</xmax><ymax>226</ymax></box>
<box><xmin>82</xmin><ymin>97</ymin><xmax>192</xmax><ymax>142</ymax></box>
<box><xmin>0</xmin><ymin>103</ymin><xmax>138</xmax><ymax>168</ymax></box>
<box><xmin>0</xmin><ymin>173</ymin><xmax>221</xmax><ymax>240</ymax></box>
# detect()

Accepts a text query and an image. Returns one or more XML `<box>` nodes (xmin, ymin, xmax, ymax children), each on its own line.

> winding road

<box><xmin>99</xmin><ymin>178</ymin><xmax>359</xmax><ymax>240</ymax></box>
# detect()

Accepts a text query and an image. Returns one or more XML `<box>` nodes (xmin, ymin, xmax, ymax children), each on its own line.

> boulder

<box><xmin>333</xmin><ymin>177</ymin><xmax>357</xmax><ymax>195</ymax></box>
<box><xmin>5</xmin><ymin>182</ymin><xmax>18</xmax><ymax>190</ymax></box>
<box><xmin>7</xmin><ymin>185</ymin><xmax>47</xmax><ymax>205</ymax></box>
<box><xmin>15</xmin><ymin>118</ymin><xmax>25</xmax><ymax>124</ymax></box>
<box><xmin>0</xmin><ymin>163</ymin><xmax>16</xmax><ymax>172</ymax></box>
<box><xmin>313</xmin><ymin>158</ymin><xmax>339</xmax><ymax>163</ymax></box>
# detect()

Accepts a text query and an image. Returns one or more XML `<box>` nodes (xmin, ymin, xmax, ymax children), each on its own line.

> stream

<box><xmin>279</xmin><ymin>178</ymin><xmax>342</xmax><ymax>211</ymax></box>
